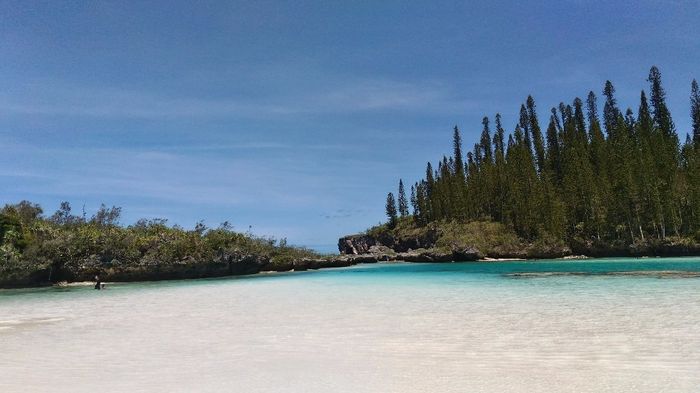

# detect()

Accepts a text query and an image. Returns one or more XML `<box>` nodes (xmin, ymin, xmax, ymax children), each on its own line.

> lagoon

<box><xmin>1</xmin><ymin>258</ymin><xmax>700</xmax><ymax>392</ymax></box>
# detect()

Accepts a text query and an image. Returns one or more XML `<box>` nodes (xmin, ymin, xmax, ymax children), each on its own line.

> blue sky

<box><xmin>1</xmin><ymin>1</ymin><xmax>699</xmax><ymax>252</ymax></box>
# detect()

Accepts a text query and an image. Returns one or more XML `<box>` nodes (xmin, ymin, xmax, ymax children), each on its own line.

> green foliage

<box><xmin>397</xmin><ymin>179</ymin><xmax>409</xmax><ymax>217</ymax></box>
<box><xmin>385</xmin><ymin>192</ymin><xmax>398</xmax><ymax>228</ymax></box>
<box><xmin>432</xmin><ymin>220</ymin><xmax>523</xmax><ymax>255</ymax></box>
<box><xmin>0</xmin><ymin>202</ymin><xmax>320</xmax><ymax>287</ymax></box>
<box><xmin>385</xmin><ymin>67</ymin><xmax>700</xmax><ymax>246</ymax></box>
<box><xmin>692</xmin><ymin>79</ymin><xmax>700</xmax><ymax>146</ymax></box>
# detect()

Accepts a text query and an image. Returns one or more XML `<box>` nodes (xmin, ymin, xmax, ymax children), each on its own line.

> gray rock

<box><xmin>398</xmin><ymin>249</ymin><xmax>453</xmax><ymax>263</ymax></box>
<box><xmin>452</xmin><ymin>247</ymin><xmax>483</xmax><ymax>261</ymax></box>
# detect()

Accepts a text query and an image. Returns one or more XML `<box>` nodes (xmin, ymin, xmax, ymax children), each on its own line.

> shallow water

<box><xmin>1</xmin><ymin>258</ymin><xmax>700</xmax><ymax>393</ymax></box>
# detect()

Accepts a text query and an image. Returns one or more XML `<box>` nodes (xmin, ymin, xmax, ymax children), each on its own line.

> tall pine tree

<box><xmin>398</xmin><ymin>179</ymin><xmax>409</xmax><ymax>217</ymax></box>
<box><xmin>385</xmin><ymin>192</ymin><xmax>398</xmax><ymax>228</ymax></box>
<box><xmin>691</xmin><ymin>79</ymin><xmax>700</xmax><ymax>147</ymax></box>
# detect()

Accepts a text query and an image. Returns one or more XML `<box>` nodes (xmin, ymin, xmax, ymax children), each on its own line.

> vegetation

<box><xmin>0</xmin><ymin>201</ymin><xmax>320</xmax><ymax>288</ymax></box>
<box><xmin>386</xmin><ymin>67</ymin><xmax>700</xmax><ymax>250</ymax></box>
<box><xmin>362</xmin><ymin>217</ymin><xmax>572</xmax><ymax>259</ymax></box>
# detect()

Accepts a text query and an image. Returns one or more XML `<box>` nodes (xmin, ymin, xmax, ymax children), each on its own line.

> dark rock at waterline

<box><xmin>397</xmin><ymin>249</ymin><xmax>451</xmax><ymax>262</ymax></box>
<box><xmin>452</xmin><ymin>247</ymin><xmax>483</xmax><ymax>261</ymax></box>
<box><xmin>393</xmin><ymin>247</ymin><xmax>483</xmax><ymax>263</ymax></box>
<box><xmin>344</xmin><ymin>254</ymin><xmax>380</xmax><ymax>264</ymax></box>
<box><xmin>292</xmin><ymin>258</ymin><xmax>343</xmax><ymax>271</ymax></box>
<box><xmin>320</xmin><ymin>258</ymin><xmax>357</xmax><ymax>268</ymax></box>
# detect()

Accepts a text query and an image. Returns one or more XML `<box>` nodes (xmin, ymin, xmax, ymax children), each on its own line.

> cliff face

<box><xmin>338</xmin><ymin>234</ymin><xmax>378</xmax><ymax>255</ymax></box>
<box><xmin>337</xmin><ymin>228</ymin><xmax>484</xmax><ymax>262</ymax></box>
<box><xmin>338</xmin><ymin>229</ymin><xmax>439</xmax><ymax>255</ymax></box>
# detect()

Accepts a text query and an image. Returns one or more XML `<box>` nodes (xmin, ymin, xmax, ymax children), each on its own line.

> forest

<box><xmin>385</xmin><ymin>67</ymin><xmax>700</xmax><ymax>248</ymax></box>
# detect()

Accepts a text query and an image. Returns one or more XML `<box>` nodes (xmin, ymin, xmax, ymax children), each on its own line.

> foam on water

<box><xmin>1</xmin><ymin>258</ymin><xmax>699</xmax><ymax>392</ymax></box>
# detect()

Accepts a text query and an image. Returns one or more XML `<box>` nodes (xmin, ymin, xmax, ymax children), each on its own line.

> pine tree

<box><xmin>451</xmin><ymin>126</ymin><xmax>467</xmax><ymax>217</ymax></box>
<box><xmin>424</xmin><ymin>162</ymin><xmax>436</xmax><ymax>222</ymax></box>
<box><xmin>480</xmin><ymin>117</ymin><xmax>493</xmax><ymax>164</ymax></box>
<box><xmin>573</xmin><ymin>98</ymin><xmax>587</xmax><ymax>141</ymax></box>
<box><xmin>492</xmin><ymin>113</ymin><xmax>507</xmax><ymax>221</ymax></box>
<box><xmin>453</xmin><ymin>126</ymin><xmax>464</xmax><ymax>176</ymax></box>
<box><xmin>691</xmin><ymin>79</ymin><xmax>700</xmax><ymax>147</ymax></box>
<box><xmin>526</xmin><ymin>96</ymin><xmax>546</xmax><ymax>174</ymax></box>
<box><xmin>603</xmin><ymin>81</ymin><xmax>620</xmax><ymax>135</ymax></box>
<box><xmin>648</xmin><ymin>66</ymin><xmax>678</xmax><ymax>142</ymax></box>
<box><xmin>385</xmin><ymin>192</ymin><xmax>398</xmax><ymax>228</ymax></box>
<box><xmin>636</xmin><ymin>90</ymin><xmax>664</xmax><ymax>239</ymax></box>
<box><xmin>397</xmin><ymin>179</ymin><xmax>409</xmax><ymax>217</ymax></box>
<box><xmin>545</xmin><ymin>111</ymin><xmax>562</xmax><ymax>182</ymax></box>
<box><xmin>519</xmin><ymin>104</ymin><xmax>533</xmax><ymax>156</ymax></box>
<box><xmin>648</xmin><ymin>66</ymin><xmax>680</xmax><ymax>237</ymax></box>
<box><xmin>475</xmin><ymin>116</ymin><xmax>495</xmax><ymax>217</ymax></box>
<box><xmin>607</xmin><ymin>111</ymin><xmax>638</xmax><ymax>241</ymax></box>
<box><xmin>410</xmin><ymin>184</ymin><xmax>417</xmax><ymax>216</ymax></box>
<box><xmin>493</xmin><ymin>113</ymin><xmax>505</xmax><ymax>156</ymax></box>
<box><xmin>414</xmin><ymin>181</ymin><xmax>428</xmax><ymax>225</ymax></box>
<box><xmin>586</xmin><ymin>91</ymin><xmax>610</xmax><ymax>239</ymax></box>
<box><xmin>559</xmin><ymin>102</ymin><xmax>595</xmax><ymax>239</ymax></box>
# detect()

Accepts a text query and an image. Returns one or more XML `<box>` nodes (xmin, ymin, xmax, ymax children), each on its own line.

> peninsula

<box><xmin>340</xmin><ymin>67</ymin><xmax>700</xmax><ymax>262</ymax></box>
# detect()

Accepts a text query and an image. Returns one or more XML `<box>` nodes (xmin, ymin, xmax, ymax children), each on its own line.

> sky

<box><xmin>1</xmin><ymin>1</ymin><xmax>699</xmax><ymax>252</ymax></box>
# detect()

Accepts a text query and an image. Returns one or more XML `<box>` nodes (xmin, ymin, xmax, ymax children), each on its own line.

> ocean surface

<box><xmin>1</xmin><ymin>258</ymin><xmax>700</xmax><ymax>393</ymax></box>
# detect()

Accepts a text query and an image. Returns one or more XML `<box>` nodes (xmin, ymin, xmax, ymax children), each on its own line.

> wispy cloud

<box><xmin>1</xmin><ymin>142</ymin><xmax>327</xmax><ymax>207</ymax></box>
<box><xmin>151</xmin><ymin>142</ymin><xmax>352</xmax><ymax>153</ymax></box>
<box><xmin>0</xmin><ymin>76</ymin><xmax>472</xmax><ymax>120</ymax></box>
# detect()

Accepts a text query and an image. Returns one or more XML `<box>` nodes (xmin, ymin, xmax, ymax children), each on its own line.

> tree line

<box><xmin>385</xmin><ymin>67</ymin><xmax>700</xmax><ymax>245</ymax></box>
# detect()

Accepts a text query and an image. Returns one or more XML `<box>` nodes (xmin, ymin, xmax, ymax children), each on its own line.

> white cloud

<box><xmin>0</xmin><ymin>76</ymin><xmax>472</xmax><ymax>119</ymax></box>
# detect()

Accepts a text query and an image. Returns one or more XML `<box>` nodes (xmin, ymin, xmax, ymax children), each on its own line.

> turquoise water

<box><xmin>1</xmin><ymin>258</ymin><xmax>700</xmax><ymax>392</ymax></box>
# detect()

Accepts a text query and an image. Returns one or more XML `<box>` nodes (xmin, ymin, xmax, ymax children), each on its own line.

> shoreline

<box><xmin>7</xmin><ymin>254</ymin><xmax>694</xmax><ymax>291</ymax></box>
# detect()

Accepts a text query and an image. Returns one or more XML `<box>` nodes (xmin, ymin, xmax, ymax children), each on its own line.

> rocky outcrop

<box><xmin>398</xmin><ymin>249</ymin><xmax>451</xmax><ymax>262</ymax></box>
<box><xmin>339</xmin><ymin>227</ymin><xmax>489</xmax><ymax>263</ymax></box>
<box><xmin>338</xmin><ymin>229</ymin><xmax>439</xmax><ymax>254</ymax></box>
<box><xmin>452</xmin><ymin>247</ymin><xmax>484</xmax><ymax>261</ymax></box>
<box><xmin>338</xmin><ymin>234</ymin><xmax>378</xmax><ymax>254</ymax></box>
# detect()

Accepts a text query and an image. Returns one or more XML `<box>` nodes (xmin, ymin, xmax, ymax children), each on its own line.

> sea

<box><xmin>1</xmin><ymin>258</ymin><xmax>699</xmax><ymax>392</ymax></box>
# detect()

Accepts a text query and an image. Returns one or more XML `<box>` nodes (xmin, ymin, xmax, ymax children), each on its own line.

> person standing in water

<box><xmin>94</xmin><ymin>275</ymin><xmax>102</xmax><ymax>290</ymax></box>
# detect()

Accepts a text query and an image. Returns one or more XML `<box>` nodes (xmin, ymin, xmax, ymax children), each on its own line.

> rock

<box><xmin>562</xmin><ymin>255</ymin><xmax>589</xmax><ymax>260</ymax></box>
<box><xmin>367</xmin><ymin>245</ymin><xmax>396</xmax><ymax>261</ymax></box>
<box><xmin>350</xmin><ymin>254</ymin><xmax>379</xmax><ymax>263</ymax></box>
<box><xmin>292</xmin><ymin>259</ymin><xmax>310</xmax><ymax>271</ymax></box>
<box><xmin>452</xmin><ymin>247</ymin><xmax>483</xmax><ymax>261</ymax></box>
<box><xmin>426</xmin><ymin>249</ymin><xmax>454</xmax><ymax>262</ymax></box>
<box><xmin>398</xmin><ymin>248</ymin><xmax>453</xmax><ymax>263</ymax></box>
<box><xmin>338</xmin><ymin>234</ymin><xmax>378</xmax><ymax>255</ymax></box>
<box><xmin>337</xmin><ymin>229</ymin><xmax>439</xmax><ymax>255</ymax></box>
<box><xmin>321</xmin><ymin>258</ymin><xmax>355</xmax><ymax>268</ymax></box>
